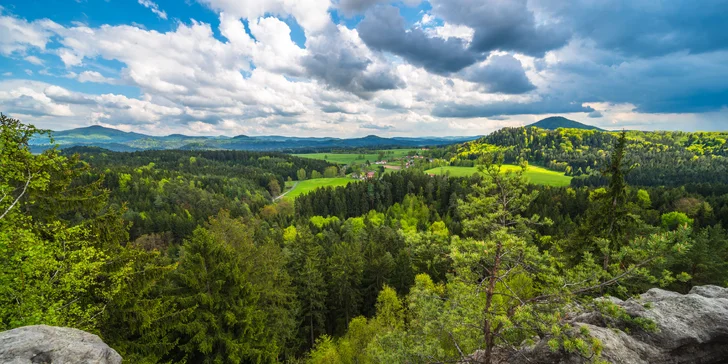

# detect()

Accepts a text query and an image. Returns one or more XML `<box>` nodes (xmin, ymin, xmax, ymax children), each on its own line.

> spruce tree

<box><xmin>167</xmin><ymin>227</ymin><xmax>276</xmax><ymax>363</ymax></box>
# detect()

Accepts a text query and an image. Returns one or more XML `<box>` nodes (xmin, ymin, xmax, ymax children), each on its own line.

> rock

<box><xmin>499</xmin><ymin>285</ymin><xmax>728</xmax><ymax>364</ymax></box>
<box><xmin>0</xmin><ymin>325</ymin><xmax>122</xmax><ymax>364</ymax></box>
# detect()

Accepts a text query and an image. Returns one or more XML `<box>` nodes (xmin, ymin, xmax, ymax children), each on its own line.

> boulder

<box><xmin>472</xmin><ymin>285</ymin><xmax>728</xmax><ymax>364</ymax></box>
<box><xmin>0</xmin><ymin>325</ymin><xmax>122</xmax><ymax>364</ymax></box>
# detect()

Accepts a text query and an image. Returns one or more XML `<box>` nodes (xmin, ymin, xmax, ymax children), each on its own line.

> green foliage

<box><xmin>442</xmin><ymin>125</ymin><xmax>728</xmax><ymax>187</ymax></box>
<box><xmin>323</xmin><ymin>166</ymin><xmax>339</xmax><ymax>178</ymax></box>
<box><xmin>269</xmin><ymin>179</ymin><xmax>282</xmax><ymax>197</ymax></box>
<box><xmin>288</xmin><ymin>227</ymin><xmax>329</xmax><ymax>350</ymax></box>
<box><xmin>0</xmin><ymin>115</ymin><xmax>173</xmax><ymax>362</ymax></box>
<box><xmin>166</xmin><ymin>216</ymin><xmax>288</xmax><ymax>363</ymax></box>
<box><xmin>661</xmin><ymin>211</ymin><xmax>694</xmax><ymax>230</ymax></box>
<box><xmin>297</xmin><ymin>168</ymin><xmax>308</xmax><ymax>181</ymax></box>
<box><xmin>4</xmin><ymin>114</ymin><xmax>726</xmax><ymax>363</ymax></box>
<box><xmin>307</xmin><ymin>285</ymin><xmax>405</xmax><ymax>364</ymax></box>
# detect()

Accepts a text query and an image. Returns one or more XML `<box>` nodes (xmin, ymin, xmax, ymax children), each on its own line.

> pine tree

<box><xmin>288</xmin><ymin>227</ymin><xmax>328</xmax><ymax>350</ymax></box>
<box><xmin>328</xmin><ymin>240</ymin><xmax>364</xmax><ymax>332</ymax></box>
<box><xmin>167</xmin><ymin>226</ymin><xmax>276</xmax><ymax>363</ymax></box>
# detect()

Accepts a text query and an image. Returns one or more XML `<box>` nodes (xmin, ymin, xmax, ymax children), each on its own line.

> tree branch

<box><xmin>0</xmin><ymin>170</ymin><xmax>32</xmax><ymax>221</ymax></box>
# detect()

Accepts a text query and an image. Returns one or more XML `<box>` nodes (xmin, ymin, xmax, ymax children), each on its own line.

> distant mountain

<box><xmin>30</xmin><ymin>125</ymin><xmax>479</xmax><ymax>152</ymax></box>
<box><xmin>528</xmin><ymin>116</ymin><xmax>604</xmax><ymax>131</ymax></box>
<box><xmin>52</xmin><ymin>125</ymin><xmax>147</xmax><ymax>143</ymax></box>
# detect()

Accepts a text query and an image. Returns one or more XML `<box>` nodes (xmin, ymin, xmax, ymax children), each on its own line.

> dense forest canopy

<box><xmin>427</xmin><ymin>126</ymin><xmax>728</xmax><ymax>188</ymax></box>
<box><xmin>2</xmin><ymin>114</ymin><xmax>727</xmax><ymax>363</ymax></box>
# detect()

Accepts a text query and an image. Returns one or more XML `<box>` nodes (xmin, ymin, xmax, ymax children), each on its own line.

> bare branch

<box><xmin>448</xmin><ymin>331</ymin><xmax>467</xmax><ymax>361</ymax></box>
<box><xmin>0</xmin><ymin>170</ymin><xmax>32</xmax><ymax>221</ymax></box>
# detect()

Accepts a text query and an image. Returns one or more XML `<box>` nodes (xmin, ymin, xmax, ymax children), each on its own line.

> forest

<box><xmin>428</xmin><ymin>126</ymin><xmax>728</xmax><ymax>187</ymax></box>
<box><xmin>2</xmin><ymin>114</ymin><xmax>728</xmax><ymax>364</ymax></box>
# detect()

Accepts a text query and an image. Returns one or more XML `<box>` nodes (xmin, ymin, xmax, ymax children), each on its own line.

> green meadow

<box><xmin>292</xmin><ymin>149</ymin><xmax>415</xmax><ymax>165</ymax></box>
<box><xmin>425</xmin><ymin>165</ymin><xmax>572</xmax><ymax>187</ymax></box>
<box><xmin>283</xmin><ymin>178</ymin><xmax>354</xmax><ymax>199</ymax></box>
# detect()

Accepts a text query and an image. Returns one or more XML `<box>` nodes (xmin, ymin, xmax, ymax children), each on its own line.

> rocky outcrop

<box><xmin>0</xmin><ymin>325</ymin><xmax>122</xmax><ymax>364</ymax></box>
<box><xmin>492</xmin><ymin>285</ymin><xmax>728</xmax><ymax>364</ymax></box>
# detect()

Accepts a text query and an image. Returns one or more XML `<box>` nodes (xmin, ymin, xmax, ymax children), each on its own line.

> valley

<box><xmin>3</xmin><ymin>115</ymin><xmax>728</xmax><ymax>364</ymax></box>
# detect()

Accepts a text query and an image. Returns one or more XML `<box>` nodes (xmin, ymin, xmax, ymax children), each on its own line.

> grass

<box><xmin>292</xmin><ymin>149</ymin><xmax>416</xmax><ymax>165</ymax></box>
<box><xmin>283</xmin><ymin>178</ymin><xmax>354</xmax><ymax>199</ymax></box>
<box><xmin>424</xmin><ymin>165</ymin><xmax>572</xmax><ymax>187</ymax></box>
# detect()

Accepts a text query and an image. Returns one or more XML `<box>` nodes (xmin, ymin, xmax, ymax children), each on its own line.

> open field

<box><xmin>281</xmin><ymin>164</ymin><xmax>571</xmax><ymax>201</ymax></box>
<box><xmin>425</xmin><ymin>165</ymin><xmax>572</xmax><ymax>187</ymax></box>
<box><xmin>292</xmin><ymin>149</ymin><xmax>415</xmax><ymax>164</ymax></box>
<box><xmin>283</xmin><ymin>178</ymin><xmax>354</xmax><ymax>199</ymax></box>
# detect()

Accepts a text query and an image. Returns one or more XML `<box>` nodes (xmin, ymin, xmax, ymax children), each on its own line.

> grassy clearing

<box><xmin>283</xmin><ymin>178</ymin><xmax>354</xmax><ymax>199</ymax></box>
<box><xmin>425</xmin><ymin>165</ymin><xmax>572</xmax><ymax>187</ymax></box>
<box><xmin>292</xmin><ymin>149</ymin><xmax>415</xmax><ymax>165</ymax></box>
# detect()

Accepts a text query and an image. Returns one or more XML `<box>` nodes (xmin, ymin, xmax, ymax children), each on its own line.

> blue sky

<box><xmin>0</xmin><ymin>0</ymin><xmax>726</xmax><ymax>136</ymax></box>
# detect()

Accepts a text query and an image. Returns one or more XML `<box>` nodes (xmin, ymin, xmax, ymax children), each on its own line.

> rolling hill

<box><xmin>30</xmin><ymin>125</ymin><xmax>479</xmax><ymax>152</ymax></box>
<box><xmin>528</xmin><ymin>116</ymin><xmax>604</xmax><ymax>130</ymax></box>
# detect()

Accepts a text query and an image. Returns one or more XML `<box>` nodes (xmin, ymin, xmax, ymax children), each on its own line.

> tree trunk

<box><xmin>482</xmin><ymin>241</ymin><xmax>502</xmax><ymax>364</ymax></box>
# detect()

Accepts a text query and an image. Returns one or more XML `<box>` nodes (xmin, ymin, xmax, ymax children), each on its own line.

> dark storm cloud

<box><xmin>535</xmin><ymin>0</ymin><xmax>728</xmax><ymax>58</ymax></box>
<box><xmin>461</xmin><ymin>54</ymin><xmax>536</xmax><ymax>94</ymax></box>
<box><xmin>429</xmin><ymin>0</ymin><xmax>570</xmax><ymax>57</ymax></box>
<box><xmin>588</xmin><ymin>111</ymin><xmax>603</xmax><ymax>118</ymax></box>
<box><xmin>432</xmin><ymin>98</ymin><xmax>594</xmax><ymax>118</ymax></box>
<box><xmin>547</xmin><ymin>50</ymin><xmax>728</xmax><ymax>114</ymax></box>
<box><xmin>536</xmin><ymin>0</ymin><xmax>728</xmax><ymax>115</ymax></box>
<box><xmin>303</xmin><ymin>38</ymin><xmax>404</xmax><ymax>97</ymax></box>
<box><xmin>358</xmin><ymin>5</ymin><xmax>482</xmax><ymax>74</ymax></box>
<box><xmin>338</xmin><ymin>0</ymin><xmax>387</xmax><ymax>16</ymax></box>
<box><xmin>633</xmin><ymin>90</ymin><xmax>728</xmax><ymax>114</ymax></box>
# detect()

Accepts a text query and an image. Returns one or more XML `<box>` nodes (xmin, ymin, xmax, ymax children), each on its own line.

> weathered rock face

<box><xmin>0</xmin><ymin>325</ymin><xmax>122</xmax><ymax>364</ymax></box>
<box><xmin>494</xmin><ymin>285</ymin><xmax>728</xmax><ymax>364</ymax></box>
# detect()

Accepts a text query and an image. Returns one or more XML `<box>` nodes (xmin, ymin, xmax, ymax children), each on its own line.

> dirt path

<box><xmin>274</xmin><ymin>182</ymin><xmax>298</xmax><ymax>201</ymax></box>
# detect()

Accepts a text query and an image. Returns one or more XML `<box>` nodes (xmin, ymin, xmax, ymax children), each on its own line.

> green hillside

<box><xmin>528</xmin><ymin>116</ymin><xmax>604</xmax><ymax>130</ymax></box>
<box><xmin>425</xmin><ymin>165</ymin><xmax>572</xmax><ymax>187</ymax></box>
<box><xmin>283</xmin><ymin>178</ymin><xmax>354</xmax><ymax>199</ymax></box>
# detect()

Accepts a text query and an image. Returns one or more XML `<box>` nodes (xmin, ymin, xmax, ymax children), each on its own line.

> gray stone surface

<box><xmin>0</xmin><ymin>325</ymin><xmax>122</xmax><ymax>364</ymax></box>
<box><xmin>470</xmin><ymin>285</ymin><xmax>728</xmax><ymax>363</ymax></box>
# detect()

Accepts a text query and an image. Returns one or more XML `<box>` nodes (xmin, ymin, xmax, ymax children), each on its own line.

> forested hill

<box><xmin>63</xmin><ymin>147</ymin><xmax>335</xmax><ymax>240</ymax></box>
<box><xmin>29</xmin><ymin>125</ymin><xmax>478</xmax><ymax>152</ymax></box>
<box><xmin>527</xmin><ymin>116</ymin><xmax>604</xmax><ymax>130</ymax></box>
<box><xmin>4</xmin><ymin>114</ymin><xmax>728</xmax><ymax>364</ymax></box>
<box><xmin>444</xmin><ymin>127</ymin><xmax>728</xmax><ymax>187</ymax></box>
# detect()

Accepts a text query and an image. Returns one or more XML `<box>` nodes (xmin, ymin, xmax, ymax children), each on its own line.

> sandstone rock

<box><xmin>486</xmin><ymin>285</ymin><xmax>728</xmax><ymax>364</ymax></box>
<box><xmin>0</xmin><ymin>325</ymin><xmax>122</xmax><ymax>364</ymax></box>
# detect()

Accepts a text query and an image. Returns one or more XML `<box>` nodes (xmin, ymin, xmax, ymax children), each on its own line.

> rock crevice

<box><xmin>500</xmin><ymin>285</ymin><xmax>728</xmax><ymax>364</ymax></box>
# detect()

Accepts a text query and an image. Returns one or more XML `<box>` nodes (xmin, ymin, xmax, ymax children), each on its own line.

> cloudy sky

<box><xmin>1</xmin><ymin>0</ymin><xmax>727</xmax><ymax>137</ymax></box>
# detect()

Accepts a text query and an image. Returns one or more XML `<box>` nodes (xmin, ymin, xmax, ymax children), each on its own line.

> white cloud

<box><xmin>138</xmin><ymin>0</ymin><xmax>168</xmax><ymax>20</ymax></box>
<box><xmin>0</xmin><ymin>4</ymin><xmax>724</xmax><ymax>137</ymax></box>
<box><xmin>425</xmin><ymin>22</ymin><xmax>475</xmax><ymax>44</ymax></box>
<box><xmin>24</xmin><ymin>55</ymin><xmax>43</xmax><ymax>65</ymax></box>
<box><xmin>0</xmin><ymin>12</ymin><xmax>57</xmax><ymax>55</ymax></box>
<box><xmin>198</xmin><ymin>0</ymin><xmax>332</xmax><ymax>34</ymax></box>
<box><xmin>419</xmin><ymin>13</ymin><xmax>435</xmax><ymax>25</ymax></box>
<box><xmin>0</xmin><ymin>80</ymin><xmax>74</xmax><ymax>117</ymax></box>
<box><xmin>76</xmin><ymin>70</ymin><xmax>116</xmax><ymax>84</ymax></box>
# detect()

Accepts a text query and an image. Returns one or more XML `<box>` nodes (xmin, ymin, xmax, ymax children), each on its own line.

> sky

<box><xmin>0</xmin><ymin>0</ymin><xmax>727</xmax><ymax>137</ymax></box>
